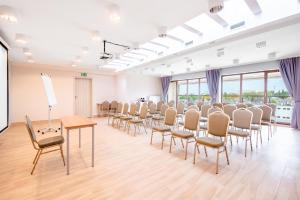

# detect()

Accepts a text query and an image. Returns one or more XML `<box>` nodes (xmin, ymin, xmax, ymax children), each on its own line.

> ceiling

<box><xmin>1</xmin><ymin>0</ymin><xmax>300</xmax><ymax>76</ymax></box>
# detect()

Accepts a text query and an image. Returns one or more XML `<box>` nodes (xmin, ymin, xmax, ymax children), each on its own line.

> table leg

<box><xmin>79</xmin><ymin>128</ymin><xmax>81</xmax><ymax>148</ymax></box>
<box><xmin>67</xmin><ymin>129</ymin><xmax>70</xmax><ymax>175</ymax></box>
<box><xmin>92</xmin><ymin>126</ymin><xmax>94</xmax><ymax>167</ymax></box>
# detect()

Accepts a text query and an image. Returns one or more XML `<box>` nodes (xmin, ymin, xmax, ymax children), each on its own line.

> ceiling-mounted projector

<box><xmin>99</xmin><ymin>40</ymin><xmax>130</xmax><ymax>60</ymax></box>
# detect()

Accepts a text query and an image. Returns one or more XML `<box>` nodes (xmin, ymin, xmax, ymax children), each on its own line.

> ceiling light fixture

<box><xmin>0</xmin><ymin>5</ymin><xmax>17</xmax><ymax>22</ymax></box>
<box><xmin>23</xmin><ymin>48</ymin><xmax>32</xmax><ymax>56</ymax></box>
<box><xmin>91</xmin><ymin>31</ymin><xmax>101</xmax><ymax>41</ymax></box>
<box><xmin>15</xmin><ymin>33</ymin><xmax>28</xmax><ymax>44</ymax></box>
<box><xmin>208</xmin><ymin>0</ymin><xmax>224</xmax><ymax>14</ymax></box>
<box><xmin>108</xmin><ymin>4</ymin><xmax>121</xmax><ymax>23</ymax></box>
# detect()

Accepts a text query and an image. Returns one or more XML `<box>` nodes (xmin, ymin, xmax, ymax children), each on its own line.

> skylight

<box><xmin>167</xmin><ymin>26</ymin><xmax>198</xmax><ymax>43</ymax></box>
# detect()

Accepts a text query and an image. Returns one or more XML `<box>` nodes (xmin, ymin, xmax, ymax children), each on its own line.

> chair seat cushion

<box><xmin>113</xmin><ymin>113</ymin><xmax>122</xmax><ymax>118</ymax></box>
<box><xmin>228</xmin><ymin>129</ymin><xmax>249</xmax><ymax>137</ymax></box>
<box><xmin>152</xmin><ymin>126</ymin><xmax>171</xmax><ymax>132</ymax></box>
<box><xmin>261</xmin><ymin>121</ymin><xmax>270</xmax><ymax>126</ymax></box>
<box><xmin>129</xmin><ymin>119</ymin><xmax>143</xmax><ymax>123</ymax></box>
<box><xmin>38</xmin><ymin>135</ymin><xmax>64</xmax><ymax>148</ymax></box>
<box><xmin>120</xmin><ymin>116</ymin><xmax>132</xmax><ymax>120</ymax></box>
<box><xmin>196</xmin><ymin>137</ymin><xmax>224</xmax><ymax>148</ymax></box>
<box><xmin>251</xmin><ymin>124</ymin><xmax>261</xmax><ymax>130</ymax></box>
<box><xmin>152</xmin><ymin>115</ymin><xmax>164</xmax><ymax>120</ymax></box>
<box><xmin>171</xmin><ymin>130</ymin><xmax>194</xmax><ymax>138</ymax></box>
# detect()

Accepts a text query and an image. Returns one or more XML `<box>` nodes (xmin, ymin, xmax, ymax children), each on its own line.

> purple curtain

<box><xmin>161</xmin><ymin>76</ymin><xmax>172</xmax><ymax>102</ymax></box>
<box><xmin>279</xmin><ymin>57</ymin><xmax>300</xmax><ymax>129</ymax></box>
<box><xmin>206</xmin><ymin>69</ymin><xmax>220</xmax><ymax>104</ymax></box>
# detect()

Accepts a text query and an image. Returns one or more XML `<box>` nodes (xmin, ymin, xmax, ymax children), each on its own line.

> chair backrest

<box><xmin>129</xmin><ymin>103</ymin><xmax>137</xmax><ymax>115</ymax></box>
<box><xmin>160</xmin><ymin>104</ymin><xmax>169</xmax><ymax>116</ymax></box>
<box><xmin>187</xmin><ymin>105</ymin><xmax>199</xmax><ymax>111</ymax></box>
<box><xmin>177</xmin><ymin>102</ymin><xmax>185</xmax><ymax>114</ymax></box>
<box><xmin>267</xmin><ymin>103</ymin><xmax>276</xmax><ymax>117</ymax></box>
<box><xmin>247</xmin><ymin>107</ymin><xmax>263</xmax><ymax>125</ymax></box>
<box><xmin>187</xmin><ymin>102</ymin><xmax>194</xmax><ymax>107</ymax></box>
<box><xmin>197</xmin><ymin>101</ymin><xmax>203</xmax><ymax>111</ymax></box>
<box><xmin>236</xmin><ymin>103</ymin><xmax>247</xmax><ymax>109</ymax></box>
<box><xmin>212</xmin><ymin>103</ymin><xmax>223</xmax><ymax>110</ymax></box>
<box><xmin>157</xmin><ymin>101</ymin><xmax>164</xmax><ymax>111</ymax></box>
<box><xmin>25</xmin><ymin>115</ymin><xmax>37</xmax><ymax>148</ymax></box>
<box><xmin>223</xmin><ymin>105</ymin><xmax>237</xmax><ymax>120</ymax></box>
<box><xmin>184</xmin><ymin>109</ymin><xmax>200</xmax><ymax>131</ymax></box>
<box><xmin>110</xmin><ymin>101</ymin><xmax>118</xmax><ymax>110</ymax></box>
<box><xmin>140</xmin><ymin>105</ymin><xmax>148</xmax><ymax>119</ymax></box>
<box><xmin>208</xmin><ymin>106</ymin><xmax>222</xmax><ymax>115</ymax></box>
<box><xmin>149</xmin><ymin>103</ymin><xmax>157</xmax><ymax>114</ymax></box>
<box><xmin>208</xmin><ymin>111</ymin><xmax>230</xmax><ymax>137</ymax></box>
<box><xmin>260</xmin><ymin>105</ymin><xmax>272</xmax><ymax>121</ymax></box>
<box><xmin>122</xmin><ymin>103</ymin><xmax>129</xmax><ymax>115</ymax></box>
<box><xmin>246</xmin><ymin>103</ymin><xmax>254</xmax><ymax>108</ymax></box>
<box><xmin>164</xmin><ymin>108</ymin><xmax>177</xmax><ymax>126</ymax></box>
<box><xmin>201</xmin><ymin>105</ymin><xmax>211</xmax><ymax>118</ymax></box>
<box><xmin>232</xmin><ymin>108</ymin><xmax>253</xmax><ymax>129</ymax></box>
<box><xmin>148</xmin><ymin>101</ymin><xmax>153</xmax><ymax>107</ymax></box>
<box><xmin>168</xmin><ymin>100</ymin><xmax>175</xmax><ymax>107</ymax></box>
<box><xmin>136</xmin><ymin>102</ymin><xmax>141</xmax><ymax>113</ymax></box>
<box><xmin>102</xmin><ymin>101</ymin><xmax>110</xmax><ymax>110</ymax></box>
<box><xmin>116</xmin><ymin>102</ymin><xmax>123</xmax><ymax>113</ymax></box>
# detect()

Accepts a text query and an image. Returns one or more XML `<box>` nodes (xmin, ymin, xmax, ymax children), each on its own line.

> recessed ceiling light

<box><xmin>0</xmin><ymin>5</ymin><xmax>17</xmax><ymax>22</ymax></box>
<box><xmin>91</xmin><ymin>31</ymin><xmax>101</xmax><ymax>41</ymax></box>
<box><xmin>15</xmin><ymin>33</ymin><xmax>28</xmax><ymax>44</ymax></box>
<box><xmin>208</xmin><ymin>0</ymin><xmax>224</xmax><ymax>14</ymax></box>
<box><xmin>256</xmin><ymin>41</ymin><xmax>266</xmax><ymax>48</ymax></box>
<box><xmin>82</xmin><ymin>47</ymin><xmax>89</xmax><ymax>54</ymax></box>
<box><xmin>23</xmin><ymin>48</ymin><xmax>32</xmax><ymax>56</ymax></box>
<box><xmin>108</xmin><ymin>4</ymin><xmax>120</xmax><ymax>23</ymax></box>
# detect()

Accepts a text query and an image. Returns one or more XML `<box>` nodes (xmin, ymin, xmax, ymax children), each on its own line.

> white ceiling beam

<box><xmin>208</xmin><ymin>13</ymin><xmax>228</xmax><ymax>27</ymax></box>
<box><xmin>122</xmin><ymin>55</ymin><xmax>143</xmax><ymax>61</ymax></box>
<box><xmin>166</xmin><ymin>35</ymin><xmax>185</xmax><ymax>43</ymax></box>
<box><xmin>127</xmin><ymin>51</ymin><xmax>148</xmax><ymax>57</ymax></box>
<box><xmin>244</xmin><ymin>0</ymin><xmax>262</xmax><ymax>15</ymax></box>
<box><xmin>139</xmin><ymin>47</ymin><xmax>158</xmax><ymax>54</ymax></box>
<box><xmin>181</xmin><ymin>24</ymin><xmax>203</xmax><ymax>36</ymax></box>
<box><xmin>149</xmin><ymin>41</ymin><xmax>169</xmax><ymax>49</ymax></box>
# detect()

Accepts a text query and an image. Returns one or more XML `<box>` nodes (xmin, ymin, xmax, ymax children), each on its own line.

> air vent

<box><xmin>230</xmin><ymin>21</ymin><xmax>245</xmax><ymax>30</ymax></box>
<box><xmin>185</xmin><ymin>40</ymin><xmax>194</xmax><ymax>46</ymax></box>
<box><xmin>217</xmin><ymin>48</ymin><xmax>224</xmax><ymax>57</ymax></box>
<box><xmin>256</xmin><ymin>41</ymin><xmax>266</xmax><ymax>48</ymax></box>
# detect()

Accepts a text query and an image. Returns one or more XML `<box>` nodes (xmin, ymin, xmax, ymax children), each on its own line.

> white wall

<box><xmin>10</xmin><ymin>63</ymin><xmax>162</xmax><ymax>123</ymax></box>
<box><xmin>115</xmin><ymin>72</ymin><xmax>162</xmax><ymax>103</ymax></box>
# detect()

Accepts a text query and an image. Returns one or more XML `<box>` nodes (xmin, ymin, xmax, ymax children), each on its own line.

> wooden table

<box><xmin>61</xmin><ymin>115</ymin><xmax>97</xmax><ymax>175</ymax></box>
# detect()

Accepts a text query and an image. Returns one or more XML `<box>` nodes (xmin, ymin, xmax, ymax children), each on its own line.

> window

<box><xmin>200</xmin><ymin>78</ymin><xmax>210</xmax><ymax>103</ymax></box>
<box><xmin>177</xmin><ymin>80</ymin><xmax>188</xmax><ymax>104</ymax></box>
<box><xmin>188</xmin><ymin>79</ymin><xmax>199</xmax><ymax>103</ymax></box>
<box><xmin>168</xmin><ymin>82</ymin><xmax>177</xmax><ymax>104</ymax></box>
<box><xmin>242</xmin><ymin>72</ymin><xmax>265</xmax><ymax>105</ymax></box>
<box><xmin>222</xmin><ymin>75</ymin><xmax>240</xmax><ymax>104</ymax></box>
<box><xmin>267</xmin><ymin>71</ymin><xmax>292</xmax><ymax>123</ymax></box>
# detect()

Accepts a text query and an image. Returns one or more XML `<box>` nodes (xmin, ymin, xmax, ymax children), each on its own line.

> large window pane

<box><xmin>178</xmin><ymin>80</ymin><xmax>188</xmax><ymax>105</ymax></box>
<box><xmin>222</xmin><ymin>75</ymin><xmax>240</xmax><ymax>104</ymax></box>
<box><xmin>267</xmin><ymin>71</ymin><xmax>292</xmax><ymax>123</ymax></box>
<box><xmin>242</xmin><ymin>73</ymin><xmax>265</xmax><ymax>105</ymax></box>
<box><xmin>188</xmin><ymin>79</ymin><xmax>199</xmax><ymax>104</ymax></box>
<box><xmin>168</xmin><ymin>82</ymin><xmax>177</xmax><ymax>104</ymax></box>
<box><xmin>200</xmin><ymin>78</ymin><xmax>211</xmax><ymax>103</ymax></box>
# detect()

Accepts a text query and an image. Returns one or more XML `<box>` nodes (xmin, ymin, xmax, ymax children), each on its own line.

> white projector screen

<box><xmin>41</xmin><ymin>73</ymin><xmax>57</xmax><ymax>106</ymax></box>
<box><xmin>0</xmin><ymin>41</ymin><xmax>8</xmax><ymax>133</ymax></box>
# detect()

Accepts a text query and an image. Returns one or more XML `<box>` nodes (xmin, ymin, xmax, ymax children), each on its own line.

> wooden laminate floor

<box><xmin>0</xmin><ymin>118</ymin><xmax>300</xmax><ymax>200</ymax></box>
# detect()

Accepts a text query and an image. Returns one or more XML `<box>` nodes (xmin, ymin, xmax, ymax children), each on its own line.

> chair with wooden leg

<box><xmin>170</xmin><ymin>109</ymin><xmax>200</xmax><ymax>160</ymax></box>
<box><xmin>150</xmin><ymin>107</ymin><xmax>177</xmax><ymax>149</ymax></box>
<box><xmin>247</xmin><ymin>107</ymin><xmax>263</xmax><ymax>148</ymax></box>
<box><xmin>193</xmin><ymin>111</ymin><xmax>230</xmax><ymax>174</ymax></box>
<box><xmin>112</xmin><ymin>102</ymin><xmax>123</xmax><ymax>127</ymax></box>
<box><xmin>120</xmin><ymin>103</ymin><xmax>137</xmax><ymax>131</ymax></box>
<box><xmin>116</xmin><ymin>103</ymin><xmax>129</xmax><ymax>129</ymax></box>
<box><xmin>199</xmin><ymin>106</ymin><xmax>223</xmax><ymax>133</ymax></box>
<box><xmin>223</xmin><ymin>104</ymin><xmax>237</xmax><ymax>126</ymax></box>
<box><xmin>25</xmin><ymin>115</ymin><xmax>65</xmax><ymax>175</ymax></box>
<box><xmin>176</xmin><ymin>102</ymin><xmax>185</xmax><ymax>124</ymax></box>
<box><xmin>228</xmin><ymin>108</ymin><xmax>253</xmax><ymax>157</ymax></box>
<box><xmin>156</xmin><ymin>100</ymin><xmax>164</xmax><ymax>114</ymax></box>
<box><xmin>259</xmin><ymin>105</ymin><xmax>273</xmax><ymax>141</ymax></box>
<box><xmin>152</xmin><ymin>104</ymin><xmax>169</xmax><ymax>126</ymax></box>
<box><xmin>127</xmin><ymin>105</ymin><xmax>148</xmax><ymax>136</ymax></box>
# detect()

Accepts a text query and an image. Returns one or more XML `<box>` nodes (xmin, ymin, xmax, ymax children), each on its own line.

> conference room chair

<box><xmin>199</xmin><ymin>106</ymin><xmax>223</xmax><ymax>133</ymax></box>
<box><xmin>200</xmin><ymin>105</ymin><xmax>211</xmax><ymax>123</ymax></box>
<box><xmin>110</xmin><ymin>100</ymin><xmax>118</xmax><ymax>113</ymax></box>
<box><xmin>148</xmin><ymin>103</ymin><xmax>157</xmax><ymax>117</ymax></box>
<box><xmin>197</xmin><ymin>101</ymin><xmax>203</xmax><ymax>111</ymax></box>
<box><xmin>168</xmin><ymin>100</ymin><xmax>175</xmax><ymax>107</ymax></box>
<box><xmin>150</xmin><ymin>107</ymin><xmax>177</xmax><ymax>149</ymax></box>
<box><xmin>260</xmin><ymin>105</ymin><xmax>273</xmax><ymax>141</ymax></box>
<box><xmin>213</xmin><ymin>103</ymin><xmax>224</xmax><ymax>110</ymax></box>
<box><xmin>156</xmin><ymin>101</ymin><xmax>164</xmax><ymax>114</ymax></box>
<box><xmin>193</xmin><ymin>111</ymin><xmax>230</xmax><ymax>174</ymax></box>
<box><xmin>228</xmin><ymin>108</ymin><xmax>253</xmax><ymax>157</ymax></box>
<box><xmin>111</xmin><ymin>102</ymin><xmax>123</xmax><ymax>127</ymax></box>
<box><xmin>267</xmin><ymin>103</ymin><xmax>277</xmax><ymax>127</ymax></box>
<box><xmin>120</xmin><ymin>103</ymin><xmax>137</xmax><ymax>131</ymax></box>
<box><xmin>187</xmin><ymin>102</ymin><xmax>194</xmax><ymax>107</ymax></box>
<box><xmin>170</xmin><ymin>109</ymin><xmax>200</xmax><ymax>160</ymax></box>
<box><xmin>114</xmin><ymin>103</ymin><xmax>128</xmax><ymax>129</ymax></box>
<box><xmin>187</xmin><ymin>105</ymin><xmax>199</xmax><ymax>111</ymax></box>
<box><xmin>135</xmin><ymin>102</ymin><xmax>141</xmax><ymax>116</ymax></box>
<box><xmin>152</xmin><ymin>104</ymin><xmax>169</xmax><ymax>126</ymax></box>
<box><xmin>246</xmin><ymin>103</ymin><xmax>254</xmax><ymax>108</ymax></box>
<box><xmin>223</xmin><ymin>104</ymin><xmax>237</xmax><ymax>125</ymax></box>
<box><xmin>148</xmin><ymin>100</ymin><xmax>153</xmax><ymax>107</ymax></box>
<box><xmin>101</xmin><ymin>101</ymin><xmax>110</xmax><ymax>116</ymax></box>
<box><xmin>247</xmin><ymin>107</ymin><xmax>263</xmax><ymax>147</ymax></box>
<box><xmin>236</xmin><ymin>103</ymin><xmax>247</xmax><ymax>109</ymax></box>
<box><xmin>176</xmin><ymin>102</ymin><xmax>185</xmax><ymax>123</ymax></box>
<box><xmin>25</xmin><ymin>115</ymin><xmax>65</xmax><ymax>175</ymax></box>
<box><xmin>127</xmin><ymin>105</ymin><xmax>148</xmax><ymax>136</ymax></box>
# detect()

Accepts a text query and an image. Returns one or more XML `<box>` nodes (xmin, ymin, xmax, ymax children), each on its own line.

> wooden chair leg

<box><xmin>169</xmin><ymin>135</ymin><xmax>173</xmax><ymax>153</ymax></box>
<box><xmin>245</xmin><ymin>137</ymin><xmax>247</xmax><ymax>157</ymax></box>
<box><xmin>33</xmin><ymin>149</ymin><xmax>40</xmax><ymax>164</ymax></box>
<box><xmin>180</xmin><ymin>139</ymin><xmax>185</xmax><ymax>148</ymax></box>
<box><xmin>216</xmin><ymin>148</ymin><xmax>219</xmax><ymax>174</ymax></box>
<box><xmin>161</xmin><ymin>134</ymin><xmax>165</xmax><ymax>149</ymax></box>
<box><xmin>260</xmin><ymin>130</ymin><xmax>263</xmax><ymax>145</ymax></box>
<box><xmin>193</xmin><ymin>143</ymin><xmax>197</xmax><ymax>164</ymax></box>
<box><xmin>31</xmin><ymin>149</ymin><xmax>42</xmax><ymax>175</ymax></box>
<box><xmin>150</xmin><ymin>130</ymin><xmax>154</xmax><ymax>144</ymax></box>
<box><xmin>60</xmin><ymin>145</ymin><xmax>65</xmax><ymax>166</ymax></box>
<box><xmin>249</xmin><ymin>135</ymin><xmax>253</xmax><ymax>151</ymax></box>
<box><xmin>224</xmin><ymin>146</ymin><xmax>230</xmax><ymax>165</ymax></box>
<box><xmin>204</xmin><ymin>146</ymin><xmax>208</xmax><ymax>157</ymax></box>
<box><xmin>184</xmin><ymin>139</ymin><xmax>189</xmax><ymax>160</ymax></box>
<box><xmin>143</xmin><ymin>123</ymin><xmax>147</xmax><ymax>134</ymax></box>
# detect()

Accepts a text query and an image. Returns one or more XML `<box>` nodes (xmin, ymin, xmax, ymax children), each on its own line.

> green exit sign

<box><xmin>81</xmin><ymin>72</ymin><xmax>88</xmax><ymax>77</ymax></box>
